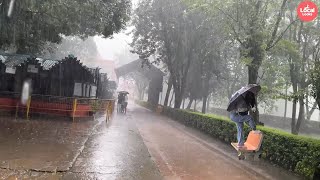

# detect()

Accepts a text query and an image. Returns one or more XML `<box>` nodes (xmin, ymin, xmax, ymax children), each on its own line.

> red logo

<box><xmin>297</xmin><ymin>0</ymin><xmax>318</xmax><ymax>22</ymax></box>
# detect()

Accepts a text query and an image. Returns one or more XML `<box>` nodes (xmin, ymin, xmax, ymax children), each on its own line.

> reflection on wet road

<box><xmin>0</xmin><ymin>116</ymin><xmax>97</xmax><ymax>179</ymax></box>
<box><xmin>133</xmin><ymin>105</ymin><xmax>302</xmax><ymax>180</ymax></box>
<box><xmin>0</xmin><ymin>110</ymin><xmax>161</xmax><ymax>179</ymax></box>
<box><xmin>65</xmin><ymin>113</ymin><xmax>161</xmax><ymax>179</ymax></box>
<box><xmin>0</xmin><ymin>104</ymin><xmax>302</xmax><ymax>179</ymax></box>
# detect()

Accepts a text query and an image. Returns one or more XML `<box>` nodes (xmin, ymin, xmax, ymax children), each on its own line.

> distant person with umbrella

<box><xmin>117</xmin><ymin>91</ymin><xmax>129</xmax><ymax>114</ymax></box>
<box><xmin>117</xmin><ymin>93</ymin><xmax>124</xmax><ymax>112</ymax></box>
<box><xmin>123</xmin><ymin>92</ymin><xmax>128</xmax><ymax>114</ymax></box>
<box><xmin>227</xmin><ymin>84</ymin><xmax>261</xmax><ymax>148</ymax></box>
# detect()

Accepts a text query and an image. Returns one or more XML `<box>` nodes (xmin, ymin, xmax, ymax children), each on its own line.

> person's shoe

<box><xmin>237</xmin><ymin>144</ymin><xmax>245</xmax><ymax>148</ymax></box>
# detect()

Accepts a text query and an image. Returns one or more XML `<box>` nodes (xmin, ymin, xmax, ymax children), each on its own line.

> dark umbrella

<box><xmin>118</xmin><ymin>91</ymin><xmax>129</xmax><ymax>94</ymax></box>
<box><xmin>227</xmin><ymin>84</ymin><xmax>261</xmax><ymax>112</ymax></box>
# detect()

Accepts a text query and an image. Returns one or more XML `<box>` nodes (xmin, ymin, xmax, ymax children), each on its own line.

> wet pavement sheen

<box><xmin>65</xmin><ymin>113</ymin><xmax>162</xmax><ymax>179</ymax></box>
<box><xmin>0</xmin><ymin>104</ymin><xmax>303</xmax><ymax>180</ymax></box>
<box><xmin>0</xmin><ymin>116</ymin><xmax>96</xmax><ymax>175</ymax></box>
<box><xmin>0</xmin><ymin>111</ymin><xmax>161</xmax><ymax>179</ymax></box>
<box><xmin>133</xmin><ymin>104</ymin><xmax>302</xmax><ymax>180</ymax></box>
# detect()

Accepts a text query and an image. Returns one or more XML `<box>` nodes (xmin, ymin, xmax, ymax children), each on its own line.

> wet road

<box><xmin>0</xmin><ymin>104</ymin><xmax>302</xmax><ymax>179</ymax></box>
<box><xmin>64</xmin><ymin>113</ymin><xmax>161</xmax><ymax>179</ymax></box>
<box><xmin>0</xmin><ymin>112</ymin><xmax>161</xmax><ymax>179</ymax></box>
<box><xmin>0</xmin><ymin>116</ymin><xmax>98</xmax><ymax>179</ymax></box>
<box><xmin>133</xmin><ymin>105</ymin><xmax>302</xmax><ymax>180</ymax></box>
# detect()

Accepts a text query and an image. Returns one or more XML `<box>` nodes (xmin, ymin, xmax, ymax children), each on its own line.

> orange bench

<box><xmin>231</xmin><ymin>131</ymin><xmax>263</xmax><ymax>160</ymax></box>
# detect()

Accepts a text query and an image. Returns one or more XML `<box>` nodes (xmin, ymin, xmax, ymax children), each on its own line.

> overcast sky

<box><xmin>94</xmin><ymin>27</ymin><xmax>133</xmax><ymax>60</ymax></box>
<box><xmin>94</xmin><ymin>0</ymin><xmax>139</xmax><ymax>61</ymax></box>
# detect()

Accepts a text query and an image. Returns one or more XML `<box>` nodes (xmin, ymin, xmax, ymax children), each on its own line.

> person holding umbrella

<box><xmin>227</xmin><ymin>84</ymin><xmax>261</xmax><ymax>148</ymax></box>
<box><xmin>123</xmin><ymin>93</ymin><xmax>129</xmax><ymax>114</ymax></box>
<box><xmin>117</xmin><ymin>91</ymin><xmax>129</xmax><ymax>114</ymax></box>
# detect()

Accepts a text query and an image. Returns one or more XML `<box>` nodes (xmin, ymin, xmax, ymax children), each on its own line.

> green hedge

<box><xmin>136</xmin><ymin>100</ymin><xmax>320</xmax><ymax>179</ymax></box>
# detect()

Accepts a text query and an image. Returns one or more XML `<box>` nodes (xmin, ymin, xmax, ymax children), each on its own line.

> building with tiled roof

<box><xmin>0</xmin><ymin>54</ymin><xmax>101</xmax><ymax>98</ymax></box>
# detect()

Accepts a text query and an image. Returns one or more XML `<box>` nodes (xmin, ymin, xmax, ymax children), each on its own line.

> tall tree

<box><xmin>272</xmin><ymin>19</ymin><xmax>320</xmax><ymax>134</ymax></box>
<box><xmin>131</xmin><ymin>0</ymin><xmax>197</xmax><ymax>108</ymax></box>
<box><xmin>186</xmin><ymin>0</ymin><xmax>296</xmax><ymax>124</ymax></box>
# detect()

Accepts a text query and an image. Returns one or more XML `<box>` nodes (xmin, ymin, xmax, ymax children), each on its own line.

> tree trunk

<box><xmin>306</xmin><ymin>94</ymin><xmax>309</xmax><ymax>120</ymax></box>
<box><xmin>284</xmin><ymin>84</ymin><xmax>288</xmax><ymax>120</ymax></box>
<box><xmin>294</xmin><ymin>96</ymin><xmax>305</xmax><ymax>135</ymax></box>
<box><xmin>206</xmin><ymin>94</ymin><xmax>211</xmax><ymax>113</ymax></box>
<box><xmin>248</xmin><ymin>66</ymin><xmax>260</xmax><ymax>85</ymax></box>
<box><xmin>246</xmin><ymin>19</ymin><xmax>264</xmax><ymax>125</ymax></box>
<box><xmin>159</xmin><ymin>92</ymin><xmax>162</xmax><ymax>105</ymax></box>
<box><xmin>164</xmin><ymin>77</ymin><xmax>172</xmax><ymax>106</ymax></box>
<box><xmin>290</xmin><ymin>66</ymin><xmax>298</xmax><ymax>134</ymax></box>
<box><xmin>306</xmin><ymin>102</ymin><xmax>317</xmax><ymax>121</ymax></box>
<box><xmin>248</xmin><ymin>65</ymin><xmax>259</xmax><ymax>124</ymax></box>
<box><xmin>182</xmin><ymin>98</ymin><xmax>185</xmax><ymax>109</ymax></box>
<box><xmin>202</xmin><ymin>95</ymin><xmax>208</xmax><ymax>114</ymax></box>
<box><xmin>193</xmin><ymin>99</ymin><xmax>197</xmax><ymax>111</ymax></box>
<box><xmin>248</xmin><ymin>63</ymin><xmax>262</xmax><ymax>125</ymax></box>
<box><xmin>169</xmin><ymin>91</ymin><xmax>174</xmax><ymax>107</ymax></box>
<box><xmin>187</xmin><ymin>98</ymin><xmax>193</xmax><ymax>109</ymax></box>
<box><xmin>174</xmin><ymin>91</ymin><xmax>183</xmax><ymax>108</ymax></box>
<box><xmin>291</xmin><ymin>98</ymin><xmax>297</xmax><ymax>134</ymax></box>
<box><xmin>289</xmin><ymin>53</ymin><xmax>298</xmax><ymax>134</ymax></box>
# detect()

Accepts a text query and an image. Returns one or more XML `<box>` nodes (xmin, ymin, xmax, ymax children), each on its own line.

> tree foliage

<box><xmin>131</xmin><ymin>0</ymin><xmax>197</xmax><ymax>108</ymax></box>
<box><xmin>131</xmin><ymin>0</ymin><xmax>320</xmax><ymax>134</ymax></box>
<box><xmin>131</xmin><ymin>0</ymin><xmax>226</xmax><ymax>109</ymax></box>
<box><xmin>0</xmin><ymin>0</ymin><xmax>131</xmax><ymax>54</ymax></box>
<box><xmin>42</xmin><ymin>36</ymin><xmax>99</xmax><ymax>60</ymax></box>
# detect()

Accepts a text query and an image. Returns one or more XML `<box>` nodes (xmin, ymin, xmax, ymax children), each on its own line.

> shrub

<box><xmin>136</xmin><ymin>100</ymin><xmax>320</xmax><ymax>179</ymax></box>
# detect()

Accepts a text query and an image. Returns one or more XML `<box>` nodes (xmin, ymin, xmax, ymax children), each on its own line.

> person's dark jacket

<box><xmin>245</xmin><ymin>92</ymin><xmax>256</xmax><ymax>108</ymax></box>
<box><xmin>238</xmin><ymin>92</ymin><xmax>256</xmax><ymax>116</ymax></box>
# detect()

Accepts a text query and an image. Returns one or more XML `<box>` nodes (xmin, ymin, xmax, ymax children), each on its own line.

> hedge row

<box><xmin>136</xmin><ymin>100</ymin><xmax>320</xmax><ymax>179</ymax></box>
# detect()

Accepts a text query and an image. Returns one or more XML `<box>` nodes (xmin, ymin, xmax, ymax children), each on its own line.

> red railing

<box><xmin>0</xmin><ymin>92</ymin><xmax>115</xmax><ymax>119</ymax></box>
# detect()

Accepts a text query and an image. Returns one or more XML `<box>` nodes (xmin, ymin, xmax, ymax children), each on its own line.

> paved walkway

<box><xmin>0</xmin><ymin>111</ymin><xmax>161</xmax><ymax>179</ymax></box>
<box><xmin>0</xmin><ymin>103</ymin><xmax>302</xmax><ymax>179</ymax></box>
<box><xmin>64</xmin><ymin>112</ymin><xmax>161</xmax><ymax>179</ymax></box>
<box><xmin>132</xmin><ymin>104</ymin><xmax>302</xmax><ymax>180</ymax></box>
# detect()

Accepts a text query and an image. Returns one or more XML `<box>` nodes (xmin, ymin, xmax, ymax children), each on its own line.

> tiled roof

<box><xmin>4</xmin><ymin>55</ymin><xmax>29</xmax><ymax>67</ymax></box>
<box><xmin>0</xmin><ymin>54</ymin><xmax>101</xmax><ymax>72</ymax></box>
<box><xmin>39</xmin><ymin>59</ymin><xmax>59</xmax><ymax>70</ymax></box>
<box><xmin>0</xmin><ymin>54</ymin><xmax>59</xmax><ymax>70</ymax></box>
